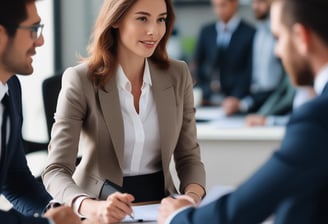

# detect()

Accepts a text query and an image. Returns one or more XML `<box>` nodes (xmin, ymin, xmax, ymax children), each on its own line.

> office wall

<box><xmin>20</xmin><ymin>0</ymin><xmax>55</xmax><ymax>142</ymax></box>
<box><xmin>59</xmin><ymin>1</ymin><xmax>254</xmax><ymax>69</ymax></box>
<box><xmin>59</xmin><ymin>0</ymin><xmax>102</xmax><ymax>68</ymax></box>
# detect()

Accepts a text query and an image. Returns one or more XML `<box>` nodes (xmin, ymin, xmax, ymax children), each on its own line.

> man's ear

<box><xmin>292</xmin><ymin>23</ymin><xmax>311</xmax><ymax>56</ymax></box>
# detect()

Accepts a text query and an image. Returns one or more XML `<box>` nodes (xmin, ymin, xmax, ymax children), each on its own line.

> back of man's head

<box><xmin>276</xmin><ymin>0</ymin><xmax>328</xmax><ymax>46</ymax></box>
<box><xmin>0</xmin><ymin>0</ymin><xmax>36</xmax><ymax>36</ymax></box>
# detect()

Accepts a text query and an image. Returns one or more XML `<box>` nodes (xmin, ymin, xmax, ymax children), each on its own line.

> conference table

<box><xmin>170</xmin><ymin>107</ymin><xmax>285</xmax><ymax>190</ymax></box>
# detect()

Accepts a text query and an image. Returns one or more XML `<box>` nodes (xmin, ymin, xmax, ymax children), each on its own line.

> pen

<box><xmin>170</xmin><ymin>193</ymin><xmax>181</xmax><ymax>199</ymax></box>
<box><xmin>128</xmin><ymin>210</ymin><xmax>135</xmax><ymax>220</ymax></box>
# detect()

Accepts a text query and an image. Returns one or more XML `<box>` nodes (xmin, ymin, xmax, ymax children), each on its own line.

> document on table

<box><xmin>121</xmin><ymin>203</ymin><xmax>159</xmax><ymax>222</ymax></box>
<box><xmin>195</xmin><ymin>107</ymin><xmax>225</xmax><ymax>121</ymax></box>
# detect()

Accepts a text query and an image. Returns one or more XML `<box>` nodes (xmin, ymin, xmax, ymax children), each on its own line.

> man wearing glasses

<box><xmin>0</xmin><ymin>0</ymin><xmax>80</xmax><ymax>224</ymax></box>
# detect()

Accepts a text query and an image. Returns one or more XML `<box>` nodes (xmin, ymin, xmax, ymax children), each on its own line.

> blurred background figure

<box><xmin>167</xmin><ymin>27</ymin><xmax>184</xmax><ymax>60</ymax></box>
<box><xmin>191</xmin><ymin>0</ymin><xmax>255</xmax><ymax>106</ymax></box>
<box><xmin>223</xmin><ymin>0</ymin><xmax>284</xmax><ymax>115</ymax></box>
<box><xmin>246</xmin><ymin>86</ymin><xmax>316</xmax><ymax>126</ymax></box>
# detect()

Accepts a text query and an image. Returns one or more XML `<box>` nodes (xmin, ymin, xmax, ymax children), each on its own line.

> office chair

<box><xmin>42</xmin><ymin>73</ymin><xmax>63</xmax><ymax>140</ymax></box>
<box><xmin>22</xmin><ymin>74</ymin><xmax>63</xmax><ymax>181</ymax></box>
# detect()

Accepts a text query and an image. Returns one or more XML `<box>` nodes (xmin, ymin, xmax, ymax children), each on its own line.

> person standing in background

<box><xmin>0</xmin><ymin>0</ymin><xmax>80</xmax><ymax>223</ymax></box>
<box><xmin>223</xmin><ymin>0</ymin><xmax>284</xmax><ymax>115</ymax></box>
<box><xmin>192</xmin><ymin>0</ymin><xmax>255</xmax><ymax>106</ymax></box>
<box><xmin>42</xmin><ymin>0</ymin><xmax>206</xmax><ymax>223</ymax></box>
<box><xmin>158</xmin><ymin>0</ymin><xmax>328</xmax><ymax>223</ymax></box>
<box><xmin>246</xmin><ymin>86</ymin><xmax>315</xmax><ymax>126</ymax></box>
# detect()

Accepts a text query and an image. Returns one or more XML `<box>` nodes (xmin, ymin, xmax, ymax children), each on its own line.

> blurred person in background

<box><xmin>192</xmin><ymin>0</ymin><xmax>255</xmax><ymax>106</ymax></box>
<box><xmin>222</xmin><ymin>0</ymin><xmax>285</xmax><ymax>115</ymax></box>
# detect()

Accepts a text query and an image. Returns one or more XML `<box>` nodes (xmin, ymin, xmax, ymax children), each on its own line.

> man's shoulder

<box><xmin>290</xmin><ymin>94</ymin><xmax>328</xmax><ymax>122</ymax></box>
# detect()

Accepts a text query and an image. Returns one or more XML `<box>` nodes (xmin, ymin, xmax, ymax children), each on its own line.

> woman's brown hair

<box><xmin>82</xmin><ymin>0</ymin><xmax>176</xmax><ymax>88</ymax></box>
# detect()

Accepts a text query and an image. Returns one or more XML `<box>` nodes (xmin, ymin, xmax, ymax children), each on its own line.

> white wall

<box><xmin>59</xmin><ymin>1</ymin><xmax>255</xmax><ymax>67</ymax></box>
<box><xmin>60</xmin><ymin>0</ymin><xmax>102</xmax><ymax>68</ymax></box>
<box><xmin>20</xmin><ymin>0</ymin><xmax>55</xmax><ymax>142</ymax></box>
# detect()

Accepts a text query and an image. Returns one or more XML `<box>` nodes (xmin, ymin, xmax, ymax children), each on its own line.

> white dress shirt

<box><xmin>251</xmin><ymin>19</ymin><xmax>282</xmax><ymax>92</ymax></box>
<box><xmin>216</xmin><ymin>15</ymin><xmax>241</xmax><ymax>48</ymax></box>
<box><xmin>314</xmin><ymin>64</ymin><xmax>328</xmax><ymax>95</ymax></box>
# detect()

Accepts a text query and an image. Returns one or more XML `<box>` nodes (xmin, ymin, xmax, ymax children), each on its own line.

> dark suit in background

<box><xmin>170</xmin><ymin>82</ymin><xmax>328</xmax><ymax>223</ymax></box>
<box><xmin>193</xmin><ymin>20</ymin><xmax>255</xmax><ymax>104</ymax></box>
<box><xmin>0</xmin><ymin>76</ymin><xmax>51</xmax><ymax>224</ymax></box>
<box><xmin>257</xmin><ymin>74</ymin><xmax>296</xmax><ymax>116</ymax></box>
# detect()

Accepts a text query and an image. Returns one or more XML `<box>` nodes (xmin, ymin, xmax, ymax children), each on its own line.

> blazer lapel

<box><xmin>98</xmin><ymin>76</ymin><xmax>125</xmax><ymax>170</ymax></box>
<box><xmin>149</xmin><ymin>62</ymin><xmax>177</xmax><ymax>169</ymax></box>
<box><xmin>0</xmin><ymin>88</ymin><xmax>19</xmax><ymax>181</ymax></box>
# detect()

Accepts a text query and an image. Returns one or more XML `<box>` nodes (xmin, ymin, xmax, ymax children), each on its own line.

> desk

<box><xmin>197</xmin><ymin>125</ymin><xmax>284</xmax><ymax>189</ymax></box>
<box><xmin>198</xmin><ymin>107</ymin><xmax>285</xmax><ymax>189</ymax></box>
<box><xmin>170</xmin><ymin>107</ymin><xmax>285</xmax><ymax>190</ymax></box>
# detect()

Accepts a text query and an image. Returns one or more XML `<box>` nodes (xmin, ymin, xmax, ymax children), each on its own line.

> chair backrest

<box><xmin>42</xmin><ymin>74</ymin><xmax>62</xmax><ymax>140</ymax></box>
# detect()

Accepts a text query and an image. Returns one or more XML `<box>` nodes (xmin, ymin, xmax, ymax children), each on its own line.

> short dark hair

<box><xmin>276</xmin><ymin>0</ymin><xmax>328</xmax><ymax>45</ymax></box>
<box><xmin>0</xmin><ymin>0</ymin><xmax>36</xmax><ymax>36</ymax></box>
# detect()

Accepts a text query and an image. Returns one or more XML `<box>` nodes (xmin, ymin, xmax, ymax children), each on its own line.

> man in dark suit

<box><xmin>0</xmin><ymin>0</ymin><xmax>80</xmax><ymax>223</ymax></box>
<box><xmin>158</xmin><ymin>0</ymin><xmax>328</xmax><ymax>223</ymax></box>
<box><xmin>222</xmin><ymin>0</ymin><xmax>285</xmax><ymax>115</ymax></box>
<box><xmin>192</xmin><ymin>0</ymin><xmax>255</xmax><ymax>106</ymax></box>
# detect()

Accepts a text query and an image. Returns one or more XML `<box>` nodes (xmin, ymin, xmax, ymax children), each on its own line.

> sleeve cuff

<box><xmin>43</xmin><ymin>200</ymin><xmax>62</xmax><ymax>214</ymax></box>
<box><xmin>47</xmin><ymin>218</ymin><xmax>55</xmax><ymax>224</ymax></box>
<box><xmin>73</xmin><ymin>195</ymin><xmax>91</xmax><ymax>218</ymax></box>
<box><xmin>240</xmin><ymin>97</ymin><xmax>254</xmax><ymax>112</ymax></box>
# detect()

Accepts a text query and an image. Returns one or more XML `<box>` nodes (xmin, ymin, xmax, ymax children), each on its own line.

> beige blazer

<box><xmin>42</xmin><ymin>59</ymin><xmax>206</xmax><ymax>205</ymax></box>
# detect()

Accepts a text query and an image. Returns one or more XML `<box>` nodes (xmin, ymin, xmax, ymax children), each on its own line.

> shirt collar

<box><xmin>0</xmin><ymin>81</ymin><xmax>9</xmax><ymax>101</ymax></box>
<box><xmin>217</xmin><ymin>14</ymin><xmax>240</xmax><ymax>33</ymax></box>
<box><xmin>314</xmin><ymin>64</ymin><xmax>328</xmax><ymax>95</ymax></box>
<box><xmin>116</xmin><ymin>59</ymin><xmax>152</xmax><ymax>91</ymax></box>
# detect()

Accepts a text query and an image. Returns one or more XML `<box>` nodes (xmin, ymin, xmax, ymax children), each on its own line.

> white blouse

<box><xmin>116</xmin><ymin>60</ymin><xmax>161</xmax><ymax>176</ymax></box>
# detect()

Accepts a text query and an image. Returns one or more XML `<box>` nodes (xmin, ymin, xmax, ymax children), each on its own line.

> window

<box><xmin>19</xmin><ymin>0</ymin><xmax>55</xmax><ymax>143</ymax></box>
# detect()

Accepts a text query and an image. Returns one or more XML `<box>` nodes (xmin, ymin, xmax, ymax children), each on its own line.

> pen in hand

<box><xmin>128</xmin><ymin>209</ymin><xmax>135</xmax><ymax>220</ymax></box>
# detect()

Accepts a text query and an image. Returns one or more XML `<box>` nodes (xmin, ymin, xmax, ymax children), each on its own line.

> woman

<box><xmin>42</xmin><ymin>0</ymin><xmax>206</xmax><ymax>223</ymax></box>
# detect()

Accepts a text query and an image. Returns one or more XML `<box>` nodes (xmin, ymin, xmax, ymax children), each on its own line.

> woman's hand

<box><xmin>80</xmin><ymin>192</ymin><xmax>135</xmax><ymax>224</ymax></box>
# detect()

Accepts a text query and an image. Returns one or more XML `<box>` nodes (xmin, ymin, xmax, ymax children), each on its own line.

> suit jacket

<box><xmin>257</xmin><ymin>74</ymin><xmax>296</xmax><ymax>116</ymax></box>
<box><xmin>0</xmin><ymin>76</ymin><xmax>51</xmax><ymax>224</ymax></box>
<box><xmin>193</xmin><ymin>20</ymin><xmax>255</xmax><ymax>101</ymax></box>
<box><xmin>42</xmin><ymin>59</ymin><xmax>206</xmax><ymax>205</ymax></box>
<box><xmin>171</xmin><ymin>83</ymin><xmax>328</xmax><ymax>224</ymax></box>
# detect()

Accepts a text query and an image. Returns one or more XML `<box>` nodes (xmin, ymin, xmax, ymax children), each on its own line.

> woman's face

<box><xmin>116</xmin><ymin>0</ymin><xmax>167</xmax><ymax>60</ymax></box>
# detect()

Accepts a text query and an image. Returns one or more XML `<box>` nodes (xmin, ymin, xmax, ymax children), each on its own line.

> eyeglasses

<box><xmin>16</xmin><ymin>23</ymin><xmax>44</xmax><ymax>40</ymax></box>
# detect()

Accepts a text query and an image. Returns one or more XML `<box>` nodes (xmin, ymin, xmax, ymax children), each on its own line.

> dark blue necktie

<box><xmin>1</xmin><ymin>94</ymin><xmax>9</xmax><ymax>169</ymax></box>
